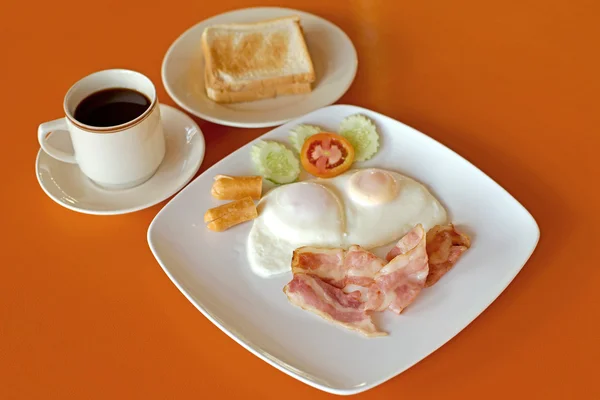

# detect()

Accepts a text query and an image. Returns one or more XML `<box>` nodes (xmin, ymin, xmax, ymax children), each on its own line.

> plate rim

<box><xmin>35</xmin><ymin>104</ymin><xmax>206</xmax><ymax>216</ymax></box>
<box><xmin>160</xmin><ymin>6</ymin><xmax>359</xmax><ymax>128</ymax></box>
<box><xmin>146</xmin><ymin>103</ymin><xmax>541</xmax><ymax>395</ymax></box>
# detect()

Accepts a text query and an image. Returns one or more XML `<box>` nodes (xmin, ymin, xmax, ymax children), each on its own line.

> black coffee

<box><xmin>74</xmin><ymin>88</ymin><xmax>151</xmax><ymax>127</ymax></box>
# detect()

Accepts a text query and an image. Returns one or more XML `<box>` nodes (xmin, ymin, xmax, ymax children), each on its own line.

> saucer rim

<box><xmin>160</xmin><ymin>6</ymin><xmax>358</xmax><ymax>128</ymax></box>
<box><xmin>35</xmin><ymin>103</ymin><xmax>205</xmax><ymax>216</ymax></box>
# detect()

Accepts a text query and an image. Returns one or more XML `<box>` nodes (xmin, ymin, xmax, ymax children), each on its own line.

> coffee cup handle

<box><xmin>38</xmin><ymin>118</ymin><xmax>77</xmax><ymax>164</ymax></box>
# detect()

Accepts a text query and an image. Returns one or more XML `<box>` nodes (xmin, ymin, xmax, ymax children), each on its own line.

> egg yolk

<box><xmin>274</xmin><ymin>182</ymin><xmax>344</xmax><ymax>225</ymax></box>
<box><xmin>348</xmin><ymin>169</ymin><xmax>399</xmax><ymax>205</ymax></box>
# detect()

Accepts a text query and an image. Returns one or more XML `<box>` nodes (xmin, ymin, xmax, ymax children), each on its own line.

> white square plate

<box><xmin>147</xmin><ymin>104</ymin><xmax>540</xmax><ymax>395</ymax></box>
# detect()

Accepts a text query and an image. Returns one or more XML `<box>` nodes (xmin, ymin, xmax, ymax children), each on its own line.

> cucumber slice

<box><xmin>339</xmin><ymin>114</ymin><xmax>380</xmax><ymax>161</ymax></box>
<box><xmin>251</xmin><ymin>140</ymin><xmax>300</xmax><ymax>184</ymax></box>
<box><xmin>289</xmin><ymin>124</ymin><xmax>323</xmax><ymax>153</ymax></box>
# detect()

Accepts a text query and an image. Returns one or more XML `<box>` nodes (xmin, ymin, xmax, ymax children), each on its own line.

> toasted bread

<box><xmin>201</xmin><ymin>16</ymin><xmax>315</xmax><ymax>96</ymax></box>
<box><xmin>206</xmin><ymin>82</ymin><xmax>312</xmax><ymax>103</ymax></box>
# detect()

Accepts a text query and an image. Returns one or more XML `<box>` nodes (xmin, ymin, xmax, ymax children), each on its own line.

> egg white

<box><xmin>247</xmin><ymin>182</ymin><xmax>345</xmax><ymax>277</ymax></box>
<box><xmin>315</xmin><ymin>168</ymin><xmax>448</xmax><ymax>249</ymax></box>
<box><xmin>247</xmin><ymin>168</ymin><xmax>448</xmax><ymax>278</ymax></box>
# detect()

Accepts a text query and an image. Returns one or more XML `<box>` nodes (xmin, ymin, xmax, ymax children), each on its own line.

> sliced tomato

<box><xmin>300</xmin><ymin>132</ymin><xmax>355</xmax><ymax>178</ymax></box>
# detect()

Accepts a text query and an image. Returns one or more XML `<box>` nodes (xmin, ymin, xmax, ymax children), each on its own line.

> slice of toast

<box><xmin>201</xmin><ymin>16</ymin><xmax>316</xmax><ymax>94</ymax></box>
<box><xmin>206</xmin><ymin>82</ymin><xmax>312</xmax><ymax>104</ymax></box>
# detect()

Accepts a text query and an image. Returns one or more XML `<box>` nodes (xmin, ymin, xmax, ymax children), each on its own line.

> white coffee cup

<box><xmin>38</xmin><ymin>69</ymin><xmax>166</xmax><ymax>190</ymax></box>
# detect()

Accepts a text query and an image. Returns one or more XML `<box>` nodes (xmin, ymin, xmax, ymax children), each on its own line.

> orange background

<box><xmin>1</xmin><ymin>0</ymin><xmax>598</xmax><ymax>398</ymax></box>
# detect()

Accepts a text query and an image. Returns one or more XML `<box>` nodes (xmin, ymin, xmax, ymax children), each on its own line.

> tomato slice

<box><xmin>300</xmin><ymin>132</ymin><xmax>355</xmax><ymax>178</ymax></box>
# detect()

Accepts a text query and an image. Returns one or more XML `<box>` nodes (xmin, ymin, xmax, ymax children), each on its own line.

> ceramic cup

<box><xmin>37</xmin><ymin>69</ymin><xmax>166</xmax><ymax>190</ymax></box>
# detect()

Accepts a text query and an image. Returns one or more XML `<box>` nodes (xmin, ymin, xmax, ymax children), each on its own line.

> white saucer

<box><xmin>161</xmin><ymin>7</ymin><xmax>358</xmax><ymax>128</ymax></box>
<box><xmin>36</xmin><ymin>104</ymin><xmax>205</xmax><ymax>215</ymax></box>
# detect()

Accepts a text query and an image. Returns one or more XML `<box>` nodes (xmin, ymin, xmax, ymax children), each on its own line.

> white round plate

<box><xmin>161</xmin><ymin>7</ymin><xmax>358</xmax><ymax>128</ymax></box>
<box><xmin>36</xmin><ymin>104</ymin><xmax>205</xmax><ymax>215</ymax></box>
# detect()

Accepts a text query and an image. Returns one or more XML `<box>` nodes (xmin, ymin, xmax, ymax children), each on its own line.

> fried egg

<box><xmin>317</xmin><ymin>168</ymin><xmax>447</xmax><ymax>248</ymax></box>
<box><xmin>247</xmin><ymin>168</ymin><xmax>448</xmax><ymax>277</ymax></box>
<box><xmin>247</xmin><ymin>182</ymin><xmax>345</xmax><ymax>277</ymax></box>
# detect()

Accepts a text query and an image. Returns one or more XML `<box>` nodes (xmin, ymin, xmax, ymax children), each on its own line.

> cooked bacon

<box><xmin>291</xmin><ymin>245</ymin><xmax>386</xmax><ymax>298</ymax></box>
<box><xmin>366</xmin><ymin>224</ymin><xmax>429</xmax><ymax>314</ymax></box>
<box><xmin>424</xmin><ymin>224</ymin><xmax>471</xmax><ymax>287</ymax></box>
<box><xmin>385</xmin><ymin>225</ymin><xmax>428</xmax><ymax>261</ymax></box>
<box><xmin>342</xmin><ymin>245</ymin><xmax>386</xmax><ymax>301</ymax></box>
<box><xmin>344</xmin><ymin>245</ymin><xmax>386</xmax><ymax>285</ymax></box>
<box><xmin>284</xmin><ymin>223</ymin><xmax>471</xmax><ymax>336</ymax></box>
<box><xmin>283</xmin><ymin>273</ymin><xmax>387</xmax><ymax>337</ymax></box>
<box><xmin>291</xmin><ymin>247</ymin><xmax>346</xmax><ymax>286</ymax></box>
<box><xmin>386</xmin><ymin>224</ymin><xmax>471</xmax><ymax>287</ymax></box>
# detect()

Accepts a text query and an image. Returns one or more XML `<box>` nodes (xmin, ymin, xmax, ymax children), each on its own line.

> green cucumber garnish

<box><xmin>339</xmin><ymin>115</ymin><xmax>380</xmax><ymax>162</ymax></box>
<box><xmin>251</xmin><ymin>140</ymin><xmax>300</xmax><ymax>184</ymax></box>
<box><xmin>289</xmin><ymin>124</ymin><xmax>323</xmax><ymax>153</ymax></box>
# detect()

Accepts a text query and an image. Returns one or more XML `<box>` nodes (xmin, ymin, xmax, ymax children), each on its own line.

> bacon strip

<box><xmin>291</xmin><ymin>247</ymin><xmax>346</xmax><ymax>287</ymax></box>
<box><xmin>291</xmin><ymin>245</ymin><xmax>386</xmax><ymax>300</ymax></box>
<box><xmin>284</xmin><ymin>223</ymin><xmax>471</xmax><ymax>336</ymax></box>
<box><xmin>424</xmin><ymin>224</ymin><xmax>471</xmax><ymax>287</ymax></box>
<box><xmin>385</xmin><ymin>224</ymin><xmax>471</xmax><ymax>287</ymax></box>
<box><xmin>385</xmin><ymin>225</ymin><xmax>426</xmax><ymax>261</ymax></box>
<box><xmin>366</xmin><ymin>224</ymin><xmax>429</xmax><ymax>314</ymax></box>
<box><xmin>342</xmin><ymin>245</ymin><xmax>386</xmax><ymax>301</ymax></box>
<box><xmin>283</xmin><ymin>273</ymin><xmax>387</xmax><ymax>337</ymax></box>
<box><xmin>344</xmin><ymin>245</ymin><xmax>386</xmax><ymax>285</ymax></box>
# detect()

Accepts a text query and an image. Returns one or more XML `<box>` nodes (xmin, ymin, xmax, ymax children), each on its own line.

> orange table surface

<box><xmin>2</xmin><ymin>0</ymin><xmax>598</xmax><ymax>398</ymax></box>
